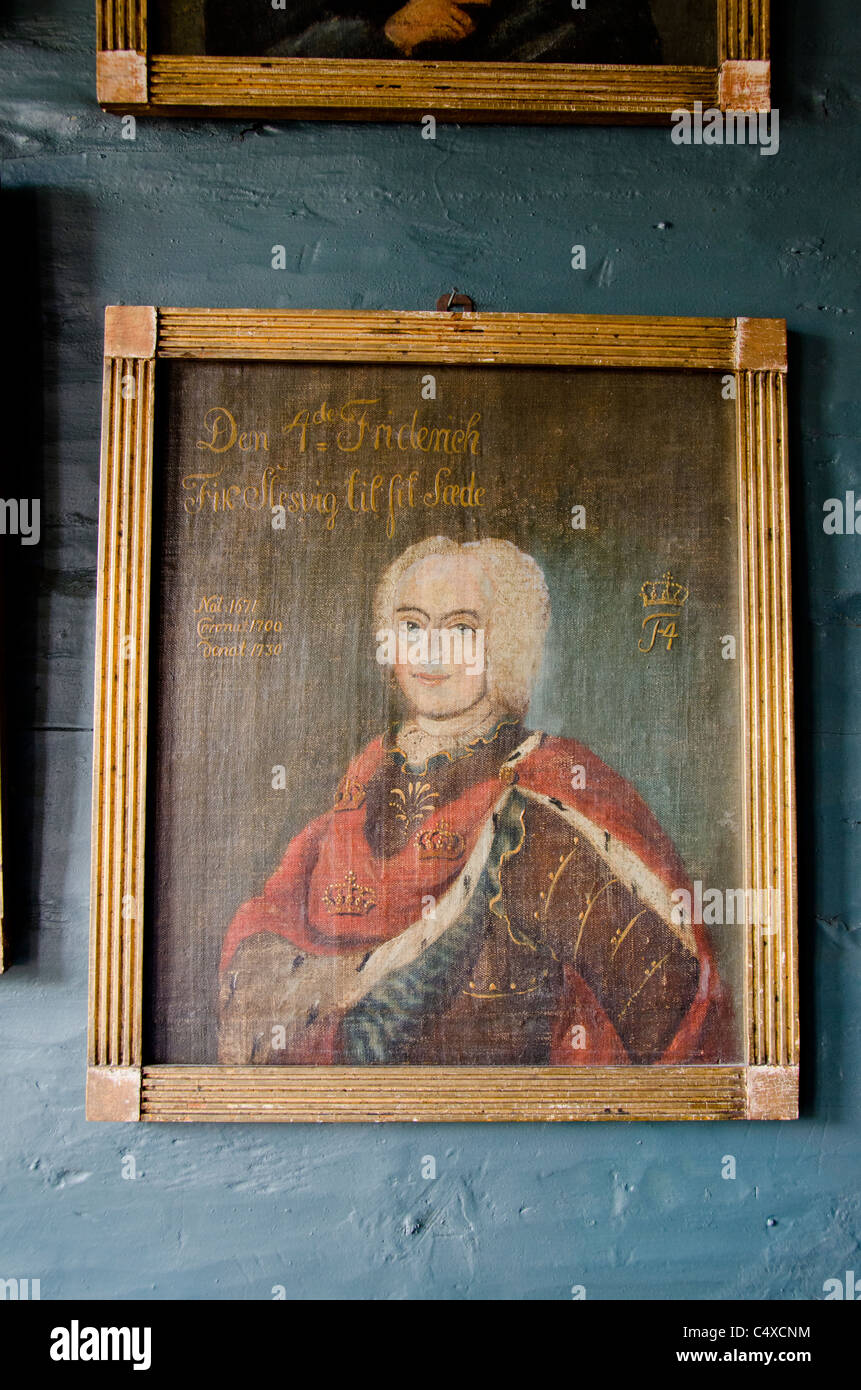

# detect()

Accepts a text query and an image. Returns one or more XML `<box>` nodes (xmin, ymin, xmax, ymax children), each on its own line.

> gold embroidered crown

<box><xmin>639</xmin><ymin>572</ymin><xmax>689</xmax><ymax>609</ymax></box>
<box><xmin>322</xmin><ymin>870</ymin><xmax>377</xmax><ymax>916</ymax></box>
<box><xmin>334</xmin><ymin>776</ymin><xmax>366</xmax><ymax>812</ymax></box>
<box><xmin>416</xmin><ymin>820</ymin><xmax>465</xmax><ymax>861</ymax></box>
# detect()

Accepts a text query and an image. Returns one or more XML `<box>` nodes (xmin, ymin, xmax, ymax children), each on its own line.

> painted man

<box><xmin>204</xmin><ymin>0</ymin><xmax>661</xmax><ymax>62</ymax></box>
<box><xmin>219</xmin><ymin>536</ymin><xmax>731</xmax><ymax>1065</ymax></box>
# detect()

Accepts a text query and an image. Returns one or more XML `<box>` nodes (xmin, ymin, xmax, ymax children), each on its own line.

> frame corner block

<box><xmin>104</xmin><ymin>305</ymin><xmax>157</xmax><ymax>360</ymax></box>
<box><xmin>87</xmin><ymin>1066</ymin><xmax>142</xmax><ymax>1121</ymax></box>
<box><xmin>734</xmin><ymin>317</ymin><xmax>787</xmax><ymax>372</ymax></box>
<box><xmin>746</xmin><ymin>1066</ymin><xmax>799</xmax><ymax>1121</ymax></box>
<box><xmin>97</xmin><ymin>50</ymin><xmax>148</xmax><ymax>107</ymax></box>
<box><xmin>719</xmin><ymin>59</ymin><xmax>771</xmax><ymax>112</ymax></box>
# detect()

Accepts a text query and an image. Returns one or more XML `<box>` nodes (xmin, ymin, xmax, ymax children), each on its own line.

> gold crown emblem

<box><xmin>416</xmin><ymin>820</ymin><xmax>466</xmax><ymax>861</ymax></box>
<box><xmin>640</xmin><ymin>572</ymin><xmax>689</xmax><ymax>610</ymax></box>
<box><xmin>334</xmin><ymin>776</ymin><xmax>366</xmax><ymax>812</ymax></box>
<box><xmin>322</xmin><ymin>870</ymin><xmax>377</xmax><ymax>916</ymax></box>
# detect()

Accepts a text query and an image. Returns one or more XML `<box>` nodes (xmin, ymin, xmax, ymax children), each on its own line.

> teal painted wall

<box><xmin>0</xmin><ymin>0</ymin><xmax>858</xmax><ymax>1299</ymax></box>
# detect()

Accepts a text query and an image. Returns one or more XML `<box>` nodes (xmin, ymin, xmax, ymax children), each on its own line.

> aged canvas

<box><xmin>154</xmin><ymin>0</ymin><xmax>715</xmax><ymax>63</ymax></box>
<box><xmin>146</xmin><ymin>359</ymin><xmax>745</xmax><ymax>1069</ymax></box>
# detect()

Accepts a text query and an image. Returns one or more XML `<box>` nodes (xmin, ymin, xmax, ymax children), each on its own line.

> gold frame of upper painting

<box><xmin>87</xmin><ymin>307</ymin><xmax>796</xmax><ymax>1123</ymax></box>
<box><xmin>95</xmin><ymin>1</ymin><xmax>770</xmax><ymax>124</ymax></box>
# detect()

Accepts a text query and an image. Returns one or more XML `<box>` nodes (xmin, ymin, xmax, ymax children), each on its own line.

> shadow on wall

<box><xmin>0</xmin><ymin>188</ymin><xmax>95</xmax><ymax>973</ymax></box>
<box><xmin>1</xmin><ymin>188</ymin><xmax>45</xmax><ymax>969</ymax></box>
<box><xmin>788</xmin><ymin>326</ymin><xmax>850</xmax><ymax>1125</ymax></box>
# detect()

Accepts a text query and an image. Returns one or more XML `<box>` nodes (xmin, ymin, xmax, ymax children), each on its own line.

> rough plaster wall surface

<box><xmin>0</xmin><ymin>0</ymin><xmax>858</xmax><ymax>1301</ymax></box>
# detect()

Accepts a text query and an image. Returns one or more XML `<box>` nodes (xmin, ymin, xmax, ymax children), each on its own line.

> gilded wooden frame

<box><xmin>88</xmin><ymin>307</ymin><xmax>796</xmax><ymax>1122</ymax></box>
<box><xmin>95</xmin><ymin>1</ymin><xmax>770</xmax><ymax>123</ymax></box>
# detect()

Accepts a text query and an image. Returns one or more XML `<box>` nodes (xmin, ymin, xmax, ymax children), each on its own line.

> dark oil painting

<box><xmin>153</xmin><ymin>0</ymin><xmax>716</xmax><ymax>64</ymax></box>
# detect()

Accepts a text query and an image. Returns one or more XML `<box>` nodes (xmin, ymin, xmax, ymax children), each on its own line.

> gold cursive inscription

<box><xmin>183</xmin><ymin>399</ymin><xmax>489</xmax><ymax>536</ymax></box>
<box><xmin>197</xmin><ymin>407</ymin><xmax>269</xmax><ymax>455</ymax></box>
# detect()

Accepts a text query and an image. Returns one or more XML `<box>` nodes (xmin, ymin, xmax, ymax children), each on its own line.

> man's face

<box><xmin>392</xmin><ymin>551</ymin><xmax>490</xmax><ymax>719</ymax></box>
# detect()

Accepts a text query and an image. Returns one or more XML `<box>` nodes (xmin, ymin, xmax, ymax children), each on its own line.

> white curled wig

<box><xmin>373</xmin><ymin>536</ymin><xmax>551</xmax><ymax>718</ymax></box>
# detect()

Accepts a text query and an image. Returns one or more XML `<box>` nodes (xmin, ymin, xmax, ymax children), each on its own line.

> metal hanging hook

<box><xmin>435</xmin><ymin>287</ymin><xmax>475</xmax><ymax>312</ymax></box>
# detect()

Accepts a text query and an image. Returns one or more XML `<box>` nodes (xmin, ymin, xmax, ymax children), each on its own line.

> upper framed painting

<box><xmin>95</xmin><ymin>0</ymin><xmax>771</xmax><ymax>123</ymax></box>
<box><xmin>87</xmin><ymin>306</ymin><xmax>797</xmax><ymax>1124</ymax></box>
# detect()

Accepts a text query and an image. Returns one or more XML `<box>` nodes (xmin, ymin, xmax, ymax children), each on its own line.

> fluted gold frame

<box><xmin>95</xmin><ymin>1</ymin><xmax>770</xmax><ymax>122</ymax></box>
<box><xmin>88</xmin><ymin>307</ymin><xmax>796</xmax><ymax>1122</ymax></box>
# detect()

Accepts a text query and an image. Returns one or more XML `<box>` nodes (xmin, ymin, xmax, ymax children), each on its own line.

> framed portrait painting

<box><xmin>87</xmin><ymin>307</ymin><xmax>796</xmax><ymax>1122</ymax></box>
<box><xmin>95</xmin><ymin>0</ymin><xmax>770</xmax><ymax>123</ymax></box>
